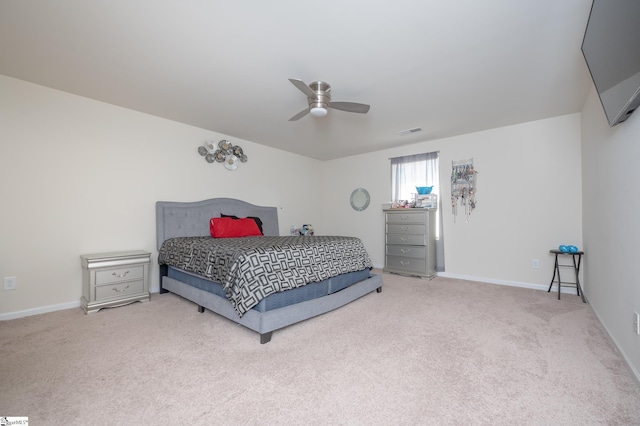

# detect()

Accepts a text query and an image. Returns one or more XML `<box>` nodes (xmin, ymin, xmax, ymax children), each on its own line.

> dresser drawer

<box><xmin>96</xmin><ymin>279</ymin><xmax>145</xmax><ymax>301</ymax></box>
<box><xmin>96</xmin><ymin>265</ymin><xmax>144</xmax><ymax>285</ymax></box>
<box><xmin>386</xmin><ymin>244</ymin><xmax>426</xmax><ymax>259</ymax></box>
<box><xmin>385</xmin><ymin>255</ymin><xmax>427</xmax><ymax>274</ymax></box>
<box><xmin>386</xmin><ymin>211</ymin><xmax>427</xmax><ymax>225</ymax></box>
<box><xmin>386</xmin><ymin>234</ymin><xmax>426</xmax><ymax>245</ymax></box>
<box><xmin>386</xmin><ymin>224</ymin><xmax>426</xmax><ymax>235</ymax></box>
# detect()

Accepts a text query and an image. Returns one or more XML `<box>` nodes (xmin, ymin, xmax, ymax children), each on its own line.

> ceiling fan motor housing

<box><xmin>288</xmin><ymin>78</ymin><xmax>369</xmax><ymax>121</ymax></box>
<box><xmin>308</xmin><ymin>81</ymin><xmax>331</xmax><ymax>110</ymax></box>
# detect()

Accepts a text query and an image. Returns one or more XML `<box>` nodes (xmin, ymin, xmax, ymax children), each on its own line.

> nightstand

<box><xmin>80</xmin><ymin>250</ymin><xmax>151</xmax><ymax>314</ymax></box>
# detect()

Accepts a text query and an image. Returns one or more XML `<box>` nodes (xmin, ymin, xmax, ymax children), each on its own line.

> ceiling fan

<box><xmin>288</xmin><ymin>78</ymin><xmax>370</xmax><ymax>121</ymax></box>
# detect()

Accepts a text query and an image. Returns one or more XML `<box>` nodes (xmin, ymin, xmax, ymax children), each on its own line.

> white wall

<box><xmin>322</xmin><ymin>114</ymin><xmax>583</xmax><ymax>289</ymax></box>
<box><xmin>0</xmin><ymin>74</ymin><xmax>585</xmax><ymax>322</ymax></box>
<box><xmin>0</xmin><ymin>75</ymin><xmax>324</xmax><ymax>316</ymax></box>
<box><xmin>581</xmin><ymin>86</ymin><xmax>640</xmax><ymax>378</ymax></box>
<box><xmin>5</xmin><ymin>71</ymin><xmax>637</xmax><ymax>381</ymax></box>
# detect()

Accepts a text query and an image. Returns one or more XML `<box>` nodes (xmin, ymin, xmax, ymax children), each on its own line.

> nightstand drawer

<box><xmin>386</xmin><ymin>245</ymin><xmax>426</xmax><ymax>259</ymax></box>
<box><xmin>96</xmin><ymin>279</ymin><xmax>145</xmax><ymax>301</ymax></box>
<box><xmin>96</xmin><ymin>265</ymin><xmax>144</xmax><ymax>285</ymax></box>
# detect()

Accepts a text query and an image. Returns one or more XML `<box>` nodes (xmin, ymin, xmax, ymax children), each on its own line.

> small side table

<box><xmin>81</xmin><ymin>250</ymin><xmax>151</xmax><ymax>314</ymax></box>
<box><xmin>548</xmin><ymin>249</ymin><xmax>586</xmax><ymax>303</ymax></box>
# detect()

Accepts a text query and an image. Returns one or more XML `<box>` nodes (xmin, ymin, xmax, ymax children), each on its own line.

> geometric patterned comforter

<box><xmin>158</xmin><ymin>235</ymin><xmax>373</xmax><ymax>317</ymax></box>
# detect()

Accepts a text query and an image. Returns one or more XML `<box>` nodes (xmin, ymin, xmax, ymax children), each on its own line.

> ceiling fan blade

<box><xmin>289</xmin><ymin>78</ymin><xmax>318</xmax><ymax>100</ymax></box>
<box><xmin>289</xmin><ymin>108</ymin><xmax>310</xmax><ymax>121</ymax></box>
<box><xmin>328</xmin><ymin>101</ymin><xmax>370</xmax><ymax>114</ymax></box>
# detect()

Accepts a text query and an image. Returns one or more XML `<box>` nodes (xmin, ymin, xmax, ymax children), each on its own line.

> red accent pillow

<box><xmin>210</xmin><ymin>217</ymin><xmax>262</xmax><ymax>238</ymax></box>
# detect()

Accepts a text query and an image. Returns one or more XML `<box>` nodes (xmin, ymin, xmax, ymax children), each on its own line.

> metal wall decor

<box><xmin>451</xmin><ymin>158</ymin><xmax>478</xmax><ymax>223</ymax></box>
<box><xmin>197</xmin><ymin>140</ymin><xmax>248</xmax><ymax>171</ymax></box>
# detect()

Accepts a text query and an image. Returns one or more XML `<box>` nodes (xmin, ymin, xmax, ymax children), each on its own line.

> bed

<box><xmin>156</xmin><ymin>198</ymin><xmax>382</xmax><ymax>343</ymax></box>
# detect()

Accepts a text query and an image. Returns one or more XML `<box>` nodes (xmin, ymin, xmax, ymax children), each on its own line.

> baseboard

<box><xmin>0</xmin><ymin>300</ymin><xmax>82</xmax><ymax>321</ymax></box>
<box><xmin>436</xmin><ymin>271</ymin><xmax>580</xmax><ymax>295</ymax></box>
<box><xmin>0</xmin><ymin>289</ymin><xmax>164</xmax><ymax>321</ymax></box>
<box><xmin>588</xmin><ymin>303</ymin><xmax>640</xmax><ymax>385</ymax></box>
<box><xmin>0</xmin><ymin>273</ymin><xmax>577</xmax><ymax>320</ymax></box>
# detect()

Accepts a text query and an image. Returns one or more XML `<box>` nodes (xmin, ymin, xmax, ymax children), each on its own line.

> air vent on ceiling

<box><xmin>396</xmin><ymin>127</ymin><xmax>423</xmax><ymax>136</ymax></box>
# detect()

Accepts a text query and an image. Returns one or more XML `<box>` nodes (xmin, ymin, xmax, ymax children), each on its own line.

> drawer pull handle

<box><xmin>401</xmin><ymin>216</ymin><xmax>409</xmax><ymax>220</ymax></box>
<box><xmin>112</xmin><ymin>285</ymin><xmax>130</xmax><ymax>293</ymax></box>
<box><xmin>400</xmin><ymin>237</ymin><xmax>409</xmax><ymax>242</ymax></box>
<box><xmin>400</xmin><ymin>261</ymin><xmax>411</xmax><ymax>266</ymax></box>
<box><xmin>400</xmin><ymin>248</ymin><xmax>410</xmax><ymax>253</ymax></box>
<box><xmin>401</xmin><ymin>226</ymin><xmax>409</xmax><ymax>231</ymax></box>
<box><xmin>112</xmin><ymin>271</ymin><xmax>129</xmax><ymax>278</ymax></box>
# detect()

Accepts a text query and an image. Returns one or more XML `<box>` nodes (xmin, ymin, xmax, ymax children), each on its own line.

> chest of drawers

<box><xmin>383</xmin><ymin>209</ymin><xmax>436</xmax><ymax>279</ymax></box>
<box><xmin>81</xmin><ymin>250</ymin><xmax>151</xmax><ymax>314</ymax></box>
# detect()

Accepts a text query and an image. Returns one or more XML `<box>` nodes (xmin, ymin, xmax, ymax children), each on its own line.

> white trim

<box><xmin>436</xmin><ymin>271</ymin><xmax>582</xmax><ymax>295</ymax></box>
<box><xmin>0</xmin><ymin>291</ymin><xmax>163</xmax><ymax>321</ymax></box>
<box><xmin>0</xmin><ymin>300</ymin><xmax>81</xmax><ymax>321</ymax></box>
<box><xmin>588</xmin><ymin>303</ymin><xmax>640</xmax><ymax>385</ymax></box>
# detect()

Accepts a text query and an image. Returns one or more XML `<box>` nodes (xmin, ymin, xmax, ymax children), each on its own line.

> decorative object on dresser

<box><xmin>197</xmin><ymin>139</ymin><xmax>247</xmax><ymax>170</ymax></box>
<box><xmin>80</xmin><ymin>250</ymin><xmax>151</xmax><ymax>314</ymax></box>
<box><xmin>384</xmin><ymin>209</ymin><xmax>436</xmax><ymax>279</ymax></box>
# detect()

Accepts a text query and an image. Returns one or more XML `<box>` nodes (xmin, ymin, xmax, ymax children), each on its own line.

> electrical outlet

<box><xmin>634</xmin><ymin>311</ymin><xmax>640</xmax><ymax>335</ymax></box>
<box><xmin>4</xmin><ymin>276</ymin><xmax>17</xmax><ymax>290</ymax></box>
<box><xmin>532</xmin><ymin>259</ymin><xmax>540</xmax><ymax>269</ymax></box>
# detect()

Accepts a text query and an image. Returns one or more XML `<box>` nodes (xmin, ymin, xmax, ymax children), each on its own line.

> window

<box><xmin>391</xmin><ymin>151</ymin><xmax>439</xmax><ymax>204</ymax></box>
<box><xmin>391</xmin><ymin>151</ymin><xmax>441</xmax><ymax>239</ymax></box>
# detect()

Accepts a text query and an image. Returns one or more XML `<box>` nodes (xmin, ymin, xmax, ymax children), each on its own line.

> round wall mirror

<box><xmin>350</xmin><ymin>188</ymin><xmax>370</xmax><ymax>211</ymax></box>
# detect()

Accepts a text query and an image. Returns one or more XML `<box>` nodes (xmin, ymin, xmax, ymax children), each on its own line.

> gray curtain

<box><xmin>391</xmin><ymin>152</ymin><xmax>445</xmax><ymax>271</ymax></box>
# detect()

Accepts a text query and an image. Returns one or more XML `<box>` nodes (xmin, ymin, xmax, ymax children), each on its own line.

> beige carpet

<box><xmin>1</xmin><ymin>272</ymin><xmax>639</xmax><ymax>425</ymax></box>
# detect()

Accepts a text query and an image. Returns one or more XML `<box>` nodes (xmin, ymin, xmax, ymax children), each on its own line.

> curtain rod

<box><xmin>389</xmin><ymin>150</ymin><xmax>440</xmax><ymax>160</ymax></box>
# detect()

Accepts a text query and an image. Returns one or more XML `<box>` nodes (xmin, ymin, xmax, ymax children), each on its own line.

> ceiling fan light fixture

<box><xmin>310</xmin><ymin>106</ymin><xmax>328</xmax><ymax>117</ymax></box>
<box><xmin>288</xmin><ymin>78</ymin><xmax>369</xmax><ymax>121</ymax></box>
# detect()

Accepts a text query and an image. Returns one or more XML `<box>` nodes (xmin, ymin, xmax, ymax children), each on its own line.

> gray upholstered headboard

<box><xmin>156</xmin><ymin>198</ymin><xmax>280</xmax><ymax>249</ymax></box>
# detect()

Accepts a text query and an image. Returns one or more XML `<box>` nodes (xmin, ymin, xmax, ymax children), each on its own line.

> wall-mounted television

<box><xmin>581</xmin><ymin>0</ymin><xmax>640</xmax><ymax>126</ymax></box>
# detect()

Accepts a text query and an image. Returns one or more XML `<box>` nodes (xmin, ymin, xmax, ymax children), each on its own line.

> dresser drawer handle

<box><xmin>401</xmin><ymin>216</ymin><xmax>409</xmax><ymax>220</ymax></box>
<box><xmin>400</xmin><ymin>261</ymin><xmax>411</xmax><ymax>266</ymax></box>
<box><xmin>400</xmin><ymin>248</ymin><xmax>410</xmax><ymax>253</ymax></box>
<box><xmin>112</xmin><ymin>285</ymin><xmax>130</xmax><ymax>293</ymax></box>
<box><xmin>400</xmin><ymin>237</ymin><xmax>409</xmax><ymax>242</ymax></box>
<box><xmin>112</xmin><ymin>271</ymin><xmax>129</xmax><ymax>278</ymax></box>
<box><xmin>401</xmin><ymin>226</ymin><xmax>409</xmax><ymax>231</ymax></box>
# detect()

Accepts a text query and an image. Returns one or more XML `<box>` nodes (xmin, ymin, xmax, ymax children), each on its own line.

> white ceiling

<box><xmin>0</xmin><ymin>0</ymin><xmax>594</xmax><ymax>160</ymax></box>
